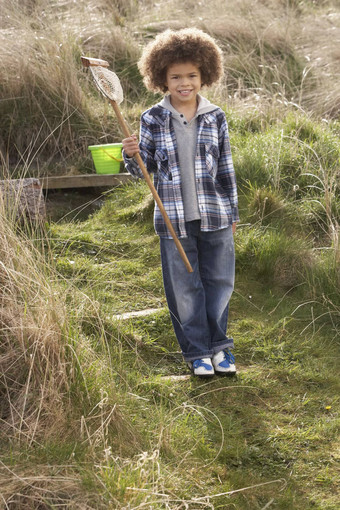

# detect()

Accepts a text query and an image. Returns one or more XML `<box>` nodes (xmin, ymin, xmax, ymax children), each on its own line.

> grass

<box><xmin>0</xmin><ymin>171</ymin><xmax>338</xmax><ymax>508</ymax></box>
<box><xmin>1</xmin><ymin>0</ymin><xmax>340</xmax><ymax>508</ymax></box>
<box><xmin>2</xmin><ymin>178</ymin><xmax>335</xmax><ymax>508</ymax></box>
<box><xmin>1</xmin><ymin>122</ymin><xmax>339</xmax><ymax>510</ymax></box>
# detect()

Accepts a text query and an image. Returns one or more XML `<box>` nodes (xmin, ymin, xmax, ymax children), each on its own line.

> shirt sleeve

<box><xmin>217</xmin><ymin>115</ymin><xmax>239</xmax><ymax>223</ymax></box>
<box><xmin>123</xmin><ymin>113</ymin><xmax>157</xmax><ymax>178</ymax></box>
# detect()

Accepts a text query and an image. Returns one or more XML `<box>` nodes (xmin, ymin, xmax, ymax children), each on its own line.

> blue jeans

<box><xmin>160</xmin><ymin>221</ymin><xmax>235</xmax><ymax>362</ymax></box>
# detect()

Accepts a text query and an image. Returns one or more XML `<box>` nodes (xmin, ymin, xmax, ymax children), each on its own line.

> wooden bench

<box><xmin>0</xmin><ymin>174</ymin><xmax>134</xmax><ymax>221</ymax></box>
<box><xmin>40</xmin><ymin>173</ymin><xmax>133</xmax><ymax>190</ymax></box>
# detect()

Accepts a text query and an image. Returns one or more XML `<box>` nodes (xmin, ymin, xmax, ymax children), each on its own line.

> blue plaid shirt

<box><xmin>123</xmin><ymin>103</ymin><xmax>239</xmax><ymax>238</ymax></box>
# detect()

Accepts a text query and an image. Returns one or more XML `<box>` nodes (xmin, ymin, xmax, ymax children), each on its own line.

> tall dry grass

<box><xmin>0</xmin><ymin>183</ymin><xmax>149</xmax><ymax>507</ymax></box>
<box><xmin>136</xmin><ymin>0</ymin><xmax>340</xmax><ymax>114</ymax></box>
<box><xmin>1</xmin><ymin>0</ymin><xmax>339</xmax><ymax>175</ymax></box>
<box><xmin>0</xmin><ymin>0</ymin><xmax>140</xmax><ymax>173</ymax></box>
<box><xmin>0</xmin><ymin>204</ymin><xmax>71</xmax><ymax>444</ymax></box>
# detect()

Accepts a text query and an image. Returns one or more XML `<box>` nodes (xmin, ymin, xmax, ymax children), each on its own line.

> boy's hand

<box><xmin>122</xmin><ymin>134</ymin><xmax>139</xmax><ymax>158</ymax></box>
<box><xmin>232</xmin><ymin>222</ymin><xmax>237</xmax><ymax>234</ymax></box>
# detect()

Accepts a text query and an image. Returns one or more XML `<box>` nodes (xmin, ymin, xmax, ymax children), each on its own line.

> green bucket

<box><xmin>88</xmin><ymin>143</ymin><xmax>123</xmax><ymax>174</ymax></box>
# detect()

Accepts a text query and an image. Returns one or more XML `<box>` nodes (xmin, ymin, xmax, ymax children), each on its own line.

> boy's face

<box><xmin>165</xmin><ymin>62</ymin><xmax>202</xmax><ymax>108</ymax></box>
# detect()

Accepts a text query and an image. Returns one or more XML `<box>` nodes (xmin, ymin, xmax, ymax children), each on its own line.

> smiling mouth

<box><xmin>178</xmin><ymin>89</ymin><xmax>192</xmax><ymax>95</ymax></box>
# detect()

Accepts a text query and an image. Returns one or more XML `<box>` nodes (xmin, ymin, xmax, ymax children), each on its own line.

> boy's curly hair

<box><xmin>138</xmin><ymin>28</ymin><xmax>224</xmax><ymax>93</ymax></box>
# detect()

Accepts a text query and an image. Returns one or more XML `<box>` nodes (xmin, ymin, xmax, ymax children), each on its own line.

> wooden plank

<box><xmin>40</xmin><ymin>173</ymin><xmax>133</xmax><ymax>190</ymax></box>
<box><xmin>111</xmin><ymin>308</ymin><xmax>166</xmax><ymax>321</ymax></box>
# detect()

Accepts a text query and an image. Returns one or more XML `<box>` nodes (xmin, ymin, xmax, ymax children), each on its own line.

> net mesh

<box><xmin>90</xmin><ymin>66</ymin><xmax>124</xmax><ymax>104</ymax></box>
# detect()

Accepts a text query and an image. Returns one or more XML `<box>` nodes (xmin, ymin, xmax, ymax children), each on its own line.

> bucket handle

<box><xmin>102</xmin><ymin>148</ymin><xmax>123</xmax><ymax>162</ymax></box>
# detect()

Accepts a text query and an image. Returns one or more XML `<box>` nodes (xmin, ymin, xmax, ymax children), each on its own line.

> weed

<box><xmin>247</xmin><ymin>184</ymin><xmax>286</xmax><ymax>226</ymax></box>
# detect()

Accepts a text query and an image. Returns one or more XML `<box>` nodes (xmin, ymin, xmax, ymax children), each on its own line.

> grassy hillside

<box><xmin>1</xmin><ymin>178</ymin><xmax>339</xmax><ymax>509</ymax></box>
<box><xmin>0</xmin><ymin>0</ymin><xmax>339</xmax><ymax>509</ymax></box>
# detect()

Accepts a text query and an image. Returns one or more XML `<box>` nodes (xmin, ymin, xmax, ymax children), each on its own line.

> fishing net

<box><xmin>89</xmin><ymin>65</ymin><xmax>124</xmax><ymax>104</ymax></box>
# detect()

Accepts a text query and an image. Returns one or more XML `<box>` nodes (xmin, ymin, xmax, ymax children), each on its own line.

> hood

<box><xmin>157</xmin><ymin>94</ymin><xmax>218</xmax><ymax>118</ymax></box>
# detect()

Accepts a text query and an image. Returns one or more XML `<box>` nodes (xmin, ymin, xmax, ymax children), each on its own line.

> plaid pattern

<box><xmin>123</xmin><ymin>105</ymin><xmax>239</xmax><ymax>238</ymax></box>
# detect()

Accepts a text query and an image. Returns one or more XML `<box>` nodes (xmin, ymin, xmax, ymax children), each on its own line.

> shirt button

<box><xmin>184</xmin><ymin>121</ymin><xmax>187</xmax><ymax>125</ymax></box>
<box><xmin>180</xmin><ymin>114</ymin><xmax>184</xmax><ymax>117</ymax></box>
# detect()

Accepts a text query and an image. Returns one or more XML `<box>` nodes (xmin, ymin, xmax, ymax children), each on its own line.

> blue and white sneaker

<box><xmin>187</xmin><ymin>358</ymin><xmax>215</xmax><ymax>378</ymax></box>
<box><xmin>212</xmin><ymin>349</ymin><xmax>236</xmax><ymax>375</ymax></box>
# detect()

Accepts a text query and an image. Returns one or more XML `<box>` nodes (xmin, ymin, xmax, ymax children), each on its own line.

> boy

<box><xmin>122</xmin><ymin>28</ymin><xmax>239</xmax><ymax>377</ymax></box>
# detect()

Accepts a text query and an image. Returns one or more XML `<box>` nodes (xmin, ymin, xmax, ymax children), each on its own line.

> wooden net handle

<box><xmin>81</xmin><ymin>56</ymin><xmax>109</xmax><ymax>68</ymax></box>
<box><xmin>110</xmin><ymin>99</ymin><xmax>193</xmax><ymax>273</ymax></box>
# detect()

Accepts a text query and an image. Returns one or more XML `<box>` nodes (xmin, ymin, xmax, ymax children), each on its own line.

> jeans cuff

<box><xmin>183</xmin><ymin>350</ymin><xmax>214</xmax><ymax>362</ymax></box>
<box><xmin>212</xmin><ymin>337</ymin><xmax>234</xmax><ymax>354</ymax></box>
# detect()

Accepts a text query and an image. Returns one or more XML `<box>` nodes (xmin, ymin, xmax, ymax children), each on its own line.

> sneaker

<box><xmin>187</xmin><ymin>358</ymin><xmax>215</xmax><ymax>378</ymax></box>
<box><xmin>212</xmin><ymin>349</ymin><xmax>236</xmax><ymax>375</ymax></box>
